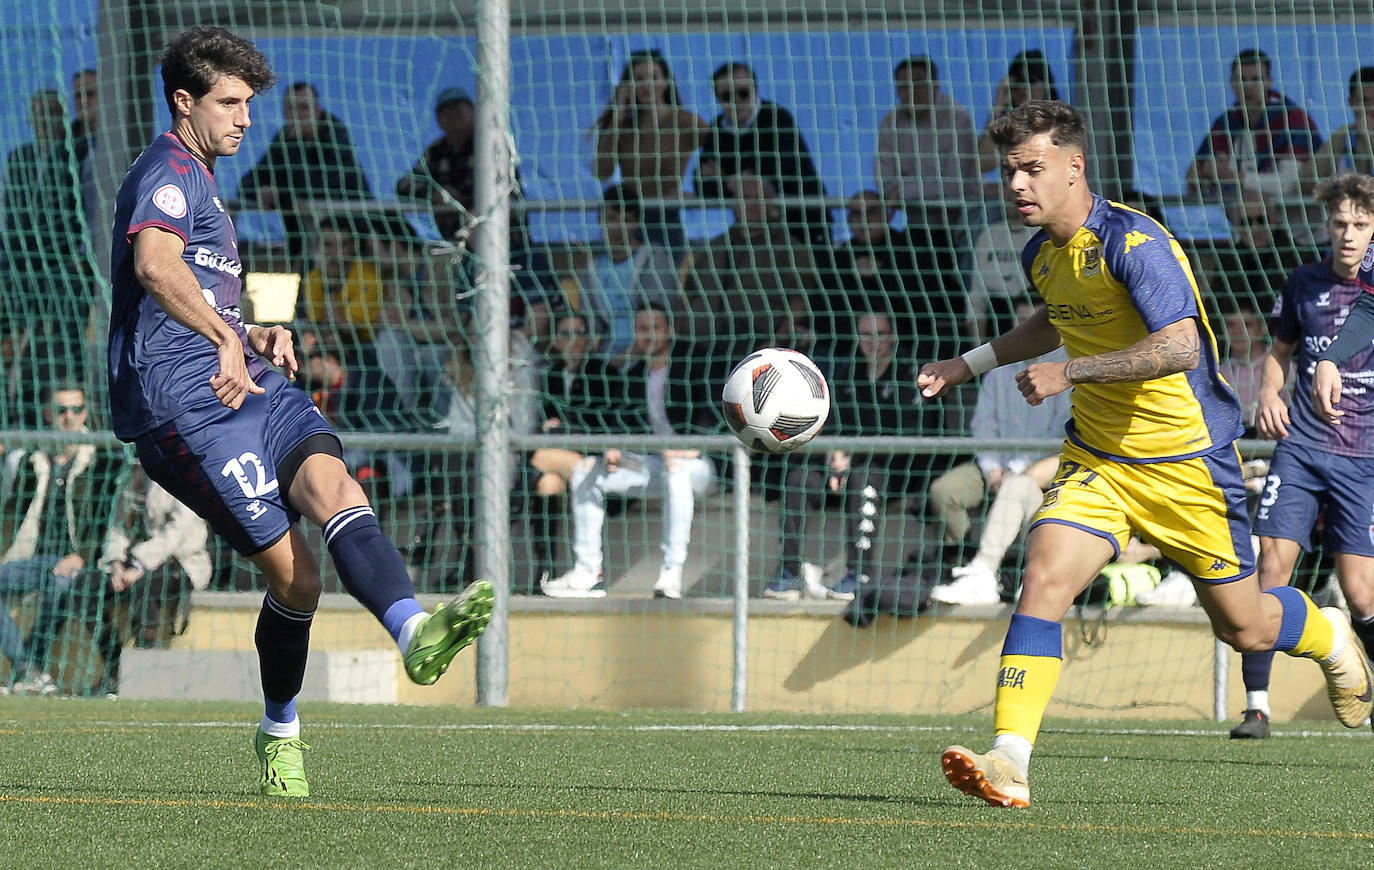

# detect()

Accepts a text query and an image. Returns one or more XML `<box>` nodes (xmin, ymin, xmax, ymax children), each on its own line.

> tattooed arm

<box><xmin>1014</xmin><ymin>317</ymin><xmax>1200</xmax><ymax>406</ymax></box>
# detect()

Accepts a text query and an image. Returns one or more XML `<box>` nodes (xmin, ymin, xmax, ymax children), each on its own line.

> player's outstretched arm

<box><xmin>919</xmin><ymin>305</ymin><xmax>1060</xmax><ymax>398</ymax></box>
<box><xmin>1016</xmin><ymin>317</ymin><xmax>1198</xmax><ymax>407</ymax></box>
<box><xmin>132</xmin><ymin>227</ymin><xmax>263</xmax><ymax>409</ymax></box>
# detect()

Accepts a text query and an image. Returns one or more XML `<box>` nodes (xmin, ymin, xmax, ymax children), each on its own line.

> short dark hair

<box><xmin>1315</xmin><ymin>172</ymin><xmax>1374</xmax><ymax>217</ymax></box>
<box><xmin>894</xmin><ymin>55</ymin><xmax>937</xmax><ymax>81</ymax></box>
<box><xmin>711</xmin><ymin>61</ymin><xmax>757</xmax><ymax>86</ymax></box>
<box><xmin>160</xmin><ymin>26</ymin><xmax>275</xmax><ymax>115</ymax></box>
<box><xmin>1350</xmin><ymin>66</ymin><xmax>1374</xmax><ymax>99</ymax></box>
<box><xmin>987</xmin><ymin>99</ymin><xmax>1088</xmax><ymax>154</ymax></box>
<box><xmin>1230</xmin><ymin>48</ymin><xmax>1272</xmax><ymax>77</ymax></box>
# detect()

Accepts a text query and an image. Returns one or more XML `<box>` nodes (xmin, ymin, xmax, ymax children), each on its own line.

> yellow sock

<box><xmin>993</xmin><ymin>653</ymin><xmax>1063</xmax><ymax>744</ymax></box>
<box><xmin>1267</xmin><ymin>586</ymin><xmax>1334</xmax><ymax>661</ymax></box>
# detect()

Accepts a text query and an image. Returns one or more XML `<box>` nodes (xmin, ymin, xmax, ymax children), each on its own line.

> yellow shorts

<box><xmin>1031</xmin><ymin>440</ymin><xmax>1255</xmax><ymax>583</ymax></box>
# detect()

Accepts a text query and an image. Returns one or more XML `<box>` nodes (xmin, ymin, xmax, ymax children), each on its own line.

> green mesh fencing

<box><xmin>0</xmin><ymin>2</ymin><xmax>1361</xmax><ymax>720</ymax></box>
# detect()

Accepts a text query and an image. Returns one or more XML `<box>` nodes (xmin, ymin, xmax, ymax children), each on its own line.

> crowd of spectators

<box><xmin>0</xmin><ymin>43</ymin><xmax>1364</xmax><ymax>607</ymax></box>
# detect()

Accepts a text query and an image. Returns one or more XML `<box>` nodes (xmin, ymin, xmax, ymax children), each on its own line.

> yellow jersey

<box><xmin>1022</xmin><ymin>195</ymin><xmax>1242</xmax><ymax>462</ymax></box>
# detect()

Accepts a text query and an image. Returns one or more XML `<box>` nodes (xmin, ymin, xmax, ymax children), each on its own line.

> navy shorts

<box><xmin>133</xmin><ymin>371</ymin><xmax>337</xmax><ymax>556</ymax></box>
<box><xmin>1253</xmin><ymin>440</ymin><xmax>1374</xmax><ymax>557</ymax></box>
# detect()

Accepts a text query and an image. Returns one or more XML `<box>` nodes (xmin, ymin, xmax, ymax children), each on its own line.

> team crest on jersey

<box><xmin>1038</xmin><ymin>261</ymin><xmax>1050</xmax><ymax>278</ymax></box>
<box><xmin>152</xmin><ymin>184</ymin><xmax>187</xmax><ymax>219</ymax></box>
<box><xmin>1363</xmin><ymin>242</ymin><xmax>1374</xmax><ymax>273</ymax></box>
<box><xmin>1081</xmin><ymin>246</ymin><xmax>1101</xmax><ymax>277</ymax></box>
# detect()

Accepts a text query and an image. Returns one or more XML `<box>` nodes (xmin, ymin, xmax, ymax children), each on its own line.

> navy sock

<box><xmin>1240</xmin><ymin>650</ymin><xmax>1275</xmax><ymax>694</ymax></box>
<box><xmin>255</xmin><ymin>593</ymin><xmax>314</xmax><ymax>723</ymax></box>
<box><xmin>1353</xmin><ymin>613</ymin><xmax>1374</xmax><ymax>661</ymax></box>
<box><xmin>324</xmin><ymin>506</ymin><xmax>423</xmax><ymax>640</ymax></box>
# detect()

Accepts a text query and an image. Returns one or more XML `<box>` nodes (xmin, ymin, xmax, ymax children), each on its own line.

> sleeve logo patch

<box><xmin>152</xmin><ymin>184</ymin><xmax>188</xmax><ymax>219</ymax></box>
<box><xmin>1362</xmin><ymin>241</ymin><xmax>1374</xmax><ymax>273</ymax></box>
<box><xmin>1122</xmin><ymin>230</ymin><xmax>1154</xmax><ymax>253</ymax></box>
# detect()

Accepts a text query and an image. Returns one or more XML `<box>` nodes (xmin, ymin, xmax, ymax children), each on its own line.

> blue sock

<box><xmin>1240</xmin><ymin>650</ymin><xmax>1275</xmax><ymax>693</ymax></box>
<box><xmin>324</xmin><ymin>506</ymin><xmax>422</xmax><ymax>641</ymax></box>
<box><xmin>256</xmin><ymin>593</ymin><xmax>313</xmax><ymax>723</ymax></box>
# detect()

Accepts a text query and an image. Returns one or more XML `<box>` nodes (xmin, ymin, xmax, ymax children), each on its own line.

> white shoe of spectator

<box><xmin>930</xmin><ymin>562</ymin><xmax>1002</xmax><ymax>606</ymax></box>
<box><xmin>653</xmin><ymin>566</ymin><xmax>683</xmax><ymax>600</ymax></box>
<box><xmin>800</xmin><ymin>562</ymin><xmax>830</xmax><ymax>600</ymax></box>
<box><xmin>1135</xmin><ymin>570</ymin><xmax>1197</xmax><ymax>607</ymax></box>
<box><xmin>12</xmin><ymin>670</ymin><xmax>56</xmax><ymax>696</ymax></box>
<box><xmin>541</xmin><ymin>567</ymin><xmax>607</xmax><ymax>599</ymax></box>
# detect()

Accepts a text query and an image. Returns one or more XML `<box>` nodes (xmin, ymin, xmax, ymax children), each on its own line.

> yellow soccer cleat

<box><xmin>1318</xmin><ymin>607</ymin><xmax>1374</xmax><ymax>728</ymax></box>
<box><xmin>941</xmin><ymin>745</ymin><xmax>1030</xmax><ymax>809</ymax></box>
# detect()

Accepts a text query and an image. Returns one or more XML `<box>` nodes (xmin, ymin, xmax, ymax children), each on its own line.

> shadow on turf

<box><xmin>784</xmin><ymin>613</ymin><xmax>937</xmax><ymax>691</ymax></box>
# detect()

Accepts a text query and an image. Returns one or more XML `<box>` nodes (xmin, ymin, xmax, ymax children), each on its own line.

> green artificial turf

<box><xmin>0</xmin><ymin>701</ymin><xmax>1369</xmax><ymax>868</ymax></box>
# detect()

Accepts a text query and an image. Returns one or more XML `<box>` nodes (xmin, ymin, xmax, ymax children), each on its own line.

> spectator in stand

<box><xmin>927</xmin><ymin>300</ymin><xmax>1071</xmax><ymax>605</ymax></box>
<box><xmin>527</xmin><ymin>310</ymin><xmax>647</xmax><ymax>590</ymax></box>
<box><xmin>924</xmin><ymin>297</ymin><xmax>1071</xmax><ymax>590</ymax></box>
<box><xmin>572</xmin><ymin>184</ymin><xmax>679</xmax><ymax>366</ymax></box>
<box><xmin>766</xmin><ymin>309</ymin><xmax>926</xmax><ymax>602</ymax></box>
<box><xmin>237</xmin><ymin>82</ymin><xmax>373</xmax><ymax>271</ymax></box>
<box><xmin>1185</xmin><ymin>48</ymin><xmax>1321</xmax><ymax>202</ymax></box>
<box><xmin>694</xmin><ymin>62</ymin><xmax>831</xmax><ymax>249</ymax></box>
<box><xmin>0</xmin><ymin>384</ymin><xmax>121</xmax><ymax>695</ymax></box>
<box><xmin>1216</xmin><ymin>300</ymin><xmax>1271</xmax><ymax>435</ymax></box>
<box><xmin>976</xmin><ymin>50</ymin><xmax>1061</xmax><ymax>177</ymax></box>
<box><xmin>873</xmin><ymin>55</ymin><xmax>980</xmax><ymax>243</ymax></box>
<box><xmin>681</xmin><ymin>171</ymin><xmax>824</xmax><ymax>346</ymax></box>
<box><xmin>366</xmin><ymin>214</ymin><xmax>452</xmax><ymax>421</ymax></box>
<box><xmin>591</xmin><ymin>49</ymin><xmax>709</xmax><ymax>256</ymax></box>
<box><xmin>395</xmin><ymin>86</ymin><xmax>480</xmax><ymax>243</ymax></box>
<box><xmin>1304</xmin><ymin>66</ymin><xmax>1374</xmax><ymax>192</ymax></box>
<box><xmin>295</xmin><ymin>213</ymin><xmax>384</xmax><ymax>361</ymax></box>
<box><xmin>59</xmin><ymin>464</ymin><xmax>212</xmax><ymax>697</ymax></box>
<box><xmin>825</xmin><ymin>189</ymin><xmax>964</xmax><ymax>367</ymax></box>
<box><xmin>542</xmin><ymin>303</ymin><xmax>715</xmax><ymax>600</ymax></box>
<box><xmin>1192</xmin><ymin>190</ymin><xmax>1318</xmax><ymax>313</ymax></box>
<box><xmin>1</xmin><ymin>89</ymin><xmax>65</xmax><ymax>271</ymax></box>
<box><xmin>966</xmin><ymin>187</ymin><xmax>1040</xmax><ymax>342</ymax></box>
<box><xmin>418</xmin><ymin>312</ymin><xmax>541</xmax><ymax>589</ymax></box>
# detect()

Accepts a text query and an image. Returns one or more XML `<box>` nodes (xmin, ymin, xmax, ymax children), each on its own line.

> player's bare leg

<box><xmin>1230</xmin><ymin>536</ymin><xmax>1302</xmax><ymax>738</ymax></box>
<box><xmin>941</xmin><ymin>523</ymin><xmax>1114</xmax><ymax>808</ymax></box>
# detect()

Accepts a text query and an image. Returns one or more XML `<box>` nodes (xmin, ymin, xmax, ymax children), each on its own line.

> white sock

<box><xmin>1245</xmin><ymin>690</ymin><xmax>1270</xmax><ymax>715</ymax></box>
<box><xmin>259</xmin><ymin>715</ymin><xmax>301</xmax><ymax>739</ymax></box>
<box><xmin>396</xmin><ymin>612</ymin><xmax>427</xmax><ymax>654</ymax></box>
<box><xmin>990</xmin><ymin>733</ymin><xmax>1033</xmax><ymax>774</ymax></box>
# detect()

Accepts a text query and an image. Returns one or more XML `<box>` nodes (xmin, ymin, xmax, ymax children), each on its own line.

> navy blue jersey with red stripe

<box><xmin>108</xmin><ymin>133</ymin><xmax>267</xmax><ymax>440</ymax></box>
<box><xmin>1275</xmin><ymin>259</ymin><xmax>1374</xmax><ymax>457</ymax></box>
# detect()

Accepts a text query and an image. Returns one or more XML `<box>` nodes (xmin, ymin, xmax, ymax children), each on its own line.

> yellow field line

<box><xmin>0</xmin><ymin>793</ymin><xmax>1369</xmax><ymax>841</ymax></box>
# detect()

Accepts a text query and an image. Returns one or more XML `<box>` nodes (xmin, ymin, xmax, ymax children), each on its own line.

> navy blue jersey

<box><xmin>108</xmin><ymin>133</ymin><xmax>267</xmax><ymax>440</ymax></box>
<box><xmin>1272</xmin><ymin>259</ymin><xmax>1374</xmax><ymax>457</ymax></box>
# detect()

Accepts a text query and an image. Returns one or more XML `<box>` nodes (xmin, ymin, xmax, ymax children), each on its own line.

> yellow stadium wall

<box><xmin>153</xmin><ymin>596</ymin><xmax>1336</xmax><ymax>723</ymax></box>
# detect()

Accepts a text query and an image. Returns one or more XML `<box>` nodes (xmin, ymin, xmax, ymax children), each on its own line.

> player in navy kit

<box><xmin>1235</xmin><ymin>173</ymin><xmax>1374</xmax><ymax>738</ymax></box>
<box><xmin>108</xmin><ymin>26</ymin><xmax>493</xmax><ymax>797</ymax></box>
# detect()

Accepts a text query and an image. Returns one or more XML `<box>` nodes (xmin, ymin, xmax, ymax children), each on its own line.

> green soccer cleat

<box><xmin>403</xmin><ymin>579</ymin><xmax>494</xmax><ymax>686</ymax></box>
<box><xmin>254</xmin><ymin>730</ymin><xmax>310</xmax><ymax>798</ymax></box>
<box><xmin>941</xmin><ymin>745</ymin><xmax>1030</xmax><ymax>809</ymax></box>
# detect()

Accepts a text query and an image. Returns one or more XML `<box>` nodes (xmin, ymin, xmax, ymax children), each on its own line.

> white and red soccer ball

<box><xmin>721</xmin><ymin>347</ymin><xmax>830</xmax><ymax>453</ymax></box>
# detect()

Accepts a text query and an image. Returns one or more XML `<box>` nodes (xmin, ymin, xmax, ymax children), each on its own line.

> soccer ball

<box><xmin>721</xmin><ymin>347</ymin><xmax>830</xmax><ymax>453</ymax></box>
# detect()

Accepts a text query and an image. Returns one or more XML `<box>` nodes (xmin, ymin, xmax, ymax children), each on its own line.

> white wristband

<box><xmin>244</xmin><ymin>322</ymin><xmax>261</xmax><ymax>334</ymax></box>
<box><xmin>961</xmin><ymin>343</ymin><xmax>999</xmax><ymax>377</ymax></box>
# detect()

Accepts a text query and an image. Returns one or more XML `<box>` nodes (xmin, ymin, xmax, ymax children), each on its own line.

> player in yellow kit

<box><xmin>917</xmin><ymin>100</ymin><xmax>1373</xmax><ymax>809</ymax></box>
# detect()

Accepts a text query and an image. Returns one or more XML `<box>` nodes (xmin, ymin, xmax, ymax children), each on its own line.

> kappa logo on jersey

<box><xmin>212</xmin><ymin>196</ymin><xmax>225</xmax><ymax>213</ymax></box>
<box><xmin>1081</xmin><ymin>246</ymin><xmax>1101</xmax><ymax>277</ymax></box>
<box><xmin>1122</xmin><ymin>230</ymin><xmax>1155</xmax><ymax>253</ymax></box>
<box><xmin>1317</xmin><ymin>290</ymin><xmax>1332</xmax><ymax>307</ymax></box>
<box><xmin>152</xmin><ymin>183</ymin><xmax>187</xmax><ymax>219</ymax></box>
